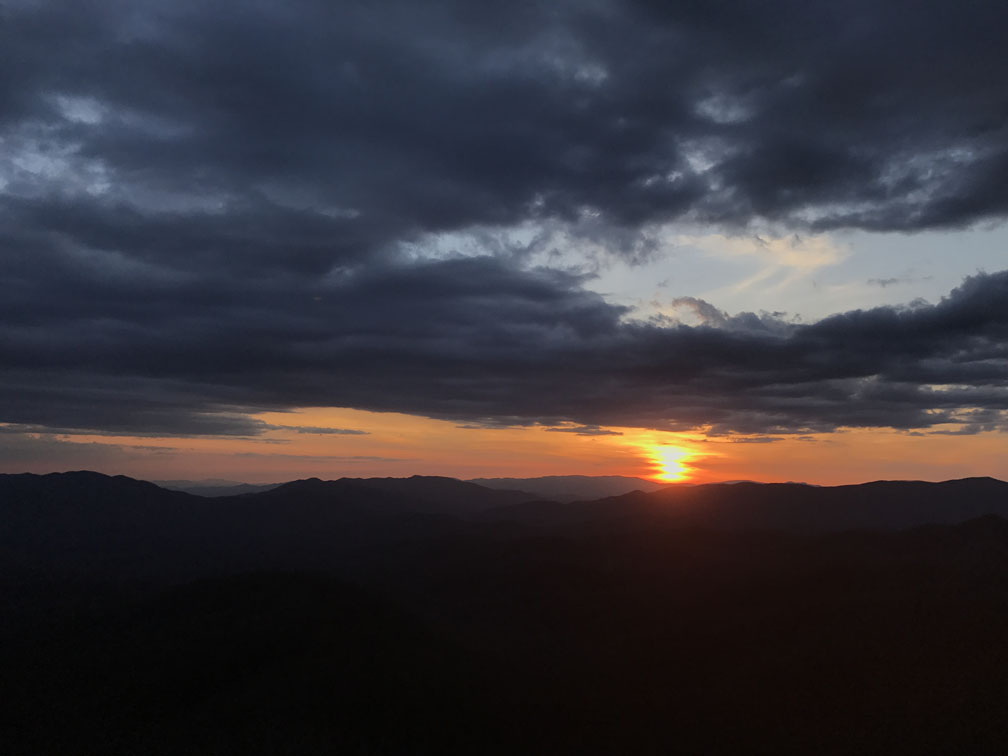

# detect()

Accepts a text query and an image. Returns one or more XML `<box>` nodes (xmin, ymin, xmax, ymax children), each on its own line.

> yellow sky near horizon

<box><xmin>4</xmin><ymin>407</ymin><xmax>1006</xmax><ymax>486</ymax></box>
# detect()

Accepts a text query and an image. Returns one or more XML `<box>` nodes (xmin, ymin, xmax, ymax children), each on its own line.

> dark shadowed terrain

<box><xmin>4</xmin><ymin>472</ymin><xmax>1008</xmax><ymax>754</ymax></box>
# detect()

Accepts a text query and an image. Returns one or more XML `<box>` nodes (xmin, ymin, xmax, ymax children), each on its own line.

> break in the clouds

<box><xmin>2</xmin><ymin>1</ymin><xmax>1008</xmax><ymax>440</ymax></box>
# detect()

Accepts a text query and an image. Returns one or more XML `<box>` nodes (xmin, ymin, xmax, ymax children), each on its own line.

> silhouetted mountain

<box><xmin>469</xmin><ymin>474</ymin><xmax>666</xmax><ymax>502</ymax></box>
<box><xmin>5</xmin><ymin>472</ymin><xmax>1008</xmax><ymax>589</ymax></box>
<box><xmin>485</xmin><ymin>476</ymin><xmax>1008</xmax><ymax>532</ymax></box>
<box><xmin>1</xmin><ymin>471</ymin><xmax>206</xmax><ymax>581</ymax></box>
<box><xmin>7</xmin><ymin>471</ymin><xmax>1008</xmax><ymax>754</ymax></box>
<box><xmin>0</xmin><ymin>472</ymin><xmax>538</xmax><ymax>586</ymax></box>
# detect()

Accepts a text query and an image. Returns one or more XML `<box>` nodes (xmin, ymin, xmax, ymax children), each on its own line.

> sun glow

<box><xmin>649</xmin><ymin>445</ymin><xmax>695</xmax><ymax>482</ymax></box>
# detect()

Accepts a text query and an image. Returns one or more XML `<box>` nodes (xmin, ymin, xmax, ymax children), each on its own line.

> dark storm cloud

<box><xmin>3</xmin><ymin>1</ymin><xmax>1008</xmax><ymax>439</ymax></box>
<box><xmin>3</xmin><ymin>252</ymin><xmax>1007</xmax><ymax>436</ymax></box>
<box><xmin>3</xmin><ymin>0</ymin><xmax>1008</xmax><ymax>258</ymax></box>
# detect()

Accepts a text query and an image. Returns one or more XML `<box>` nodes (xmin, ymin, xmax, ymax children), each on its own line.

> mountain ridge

<box><xmin>6</xmin><ymin>470</ymin><xmax>1008</xmax><ymax>754</ymax></box>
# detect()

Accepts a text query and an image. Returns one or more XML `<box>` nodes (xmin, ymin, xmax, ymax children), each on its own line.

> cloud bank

<box><xmin>2</xmin><ymin>1</ymin><xmax>1007</xmax><ymax>438</ymax></box>
<box><xmin>4</xmin><ymin>255</ymin><xmax>1007</xmax><ymax>436</ymax></box>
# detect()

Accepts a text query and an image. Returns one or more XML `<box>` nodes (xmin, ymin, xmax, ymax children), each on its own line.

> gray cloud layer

<box><xmin>3</xmin><ymin>254</ymin><xmax>1007</xmax><ymax>436</ymax></box>
<box><xmin>4</xmin><ymin>0</ymin><xmax>1007</xmax><ymax>246</ymax></box>
<box><xmin>2</xmin><ymin>1</ymin><xmax>1007</xmax><ymax>438</ymax></box>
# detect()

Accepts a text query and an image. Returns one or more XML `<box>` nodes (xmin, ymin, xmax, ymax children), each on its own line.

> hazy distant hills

<box><xmin>469</xmin><ymin>474</ymin><xmax>666</xmax><ymax>502</ymax></box>
<box><xmin>486</xmin><ymin>476</ymin><xmax>1008</xmax><ymax>532</ymax></box>
<box><xmin>161</xmin><ymin>473</ymin><xmax>665</xmax><ymax>501</ymax></box>
<box><xmin>155</xmin><ymin>480</ymin><xmax>282</xmax><ymax>497</ymax></box>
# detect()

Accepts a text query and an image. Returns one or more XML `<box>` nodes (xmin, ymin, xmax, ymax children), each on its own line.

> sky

<box><xmin>2</xmin><ymin>0</ymin><xmax>1007</xmax><ymax>484</ymax></box>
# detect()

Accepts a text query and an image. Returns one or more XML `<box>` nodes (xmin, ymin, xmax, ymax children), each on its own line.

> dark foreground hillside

<box><xmin>3</xmin><ymin>472</ymin><xmax>1008</xmax><ymax>754</ymax></box>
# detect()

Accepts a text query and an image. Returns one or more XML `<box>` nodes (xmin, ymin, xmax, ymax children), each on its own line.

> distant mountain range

<box><xmin>0</xmin><ymin>472</ymin><xmax>539</xmax><ymax>584</ymax></box>
<box><xmin>6</xmin><ymin>470</ymin><xmax>1008</xmax><ymax>754</ymax></box>
<box><xmin>468</xmin><ymin>474</ymin><xmax>666</xmax><ymax>501</ymax></box>
<box><xmin>155</xmin><ymin>479</ymin><xmax>282</xmax><ymax>497</ymax></box>
<box><xmin>160</xmin><ymin>474</ymin><xmax>665</xmax><ymax>500</ymax></box>
<box><xmin>4</xmin><ymin>471</ymin><xmax>1008</xmax><ymax>585</ymax></box>
<box><xmin>483</xmin><ymin>476</ymin><xmax>1008</xmax><ymax>532</ymax></box>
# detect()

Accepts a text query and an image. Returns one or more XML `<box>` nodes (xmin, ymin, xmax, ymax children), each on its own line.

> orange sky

<box><xmin>5</xmin><ymin>407</ymin><xmax>1005</xmax><ymax>485</ymax></box>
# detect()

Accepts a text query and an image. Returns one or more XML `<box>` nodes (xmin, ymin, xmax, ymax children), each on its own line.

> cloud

<box><xmin>1</xmin><ymin>0</ymin><xmax>1007</xmax><ymax>279</ymax></box>
<box><xmin>677</xmin><ymin>233</ymin><xmax>847</xmax><ymax>271</ymax></box>
<box><xmin>545</xmin><ymin>425</ymin><xmax>624</xmax><ymax>437</ymax></box>
<box><xmin>232</xmin><ymin>453</ymin><xmax>409</xmax><ymax>463</ymax></box>
<box><xmin>3</xmin><ymin>252</ymin><xmax>1008</xmax><ymax>437</ymax></box>
<box><xmin>0</xmin><ymin>431</ymin><xmax>179</xmax><ymax>468</ymax></box>
<box><xmin>264</xmin><ymin>424</ymin><xmax>369</xmax><ymax>436</ymax></box>
<box><xmin>654</xmin><ymin>296</ymin><xmax>793</xmax><ymax>333</ymax></box>
<box><xmin>867</xmin><ymin>274</ymin><xmax>934</xmax><ymax>288</ymax></box>
<box><xmin>3</xmin><ymin>1</ymin><xmax>1008</xmax><ymax>444</ymax></box>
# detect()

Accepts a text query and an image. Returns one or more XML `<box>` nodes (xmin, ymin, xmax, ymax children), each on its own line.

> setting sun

<box><xmin>649</xmin><ymin>445</ymin><xmax>695</xmax><ymax>482</ymax></box>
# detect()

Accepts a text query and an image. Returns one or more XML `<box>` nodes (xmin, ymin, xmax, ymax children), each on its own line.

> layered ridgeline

<box><xmin>5</xmin><ymin>472</ymin><xmax>1008</xmax><ymax>581</ymax></box>
<box><xmin>0</xmin><ymin>472</ymin><xmax>539</xmax><ymax>582</ymax></box>
<box><xmin>469</xmin><ymin>475</ymin><xmax>666</xmax><ymax>502</ymax></box>
<box><xmin>481</xmin><ymin>476</ymin><xmax>1008</xmax><ymax>531</ymax></box>
<box><xmin>5</xmin><ymin>471</ymin><xmax>1008</xmax><ymax>755</ymax></box>
<box><xmin>156</xmin><ymin>474</ymin><xmax>664</xmax><ymax>501</ymax></box>
<box><xmin>5</xmin><ymin>470</ymin><xmax>1008</xmax><ymax>596</ymax></box>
